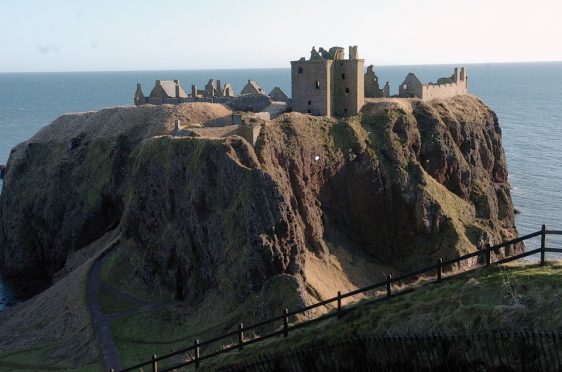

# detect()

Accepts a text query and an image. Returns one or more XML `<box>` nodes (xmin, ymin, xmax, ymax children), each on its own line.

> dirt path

<box><xmin>87</xmin><ymin>245</ymin><xmax>124</xmax><ymax>371</ymax></box>
<box><xmin>86</xmin><ymin>239</ymin><xmax>171</xmax><ymax>371</ymax></box>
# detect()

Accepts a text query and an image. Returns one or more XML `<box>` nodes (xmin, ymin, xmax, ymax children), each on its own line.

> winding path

<box><xmin>86</xmin><ymin>239</ymin><xmax>170</xmax><ymax>371</ymax></box>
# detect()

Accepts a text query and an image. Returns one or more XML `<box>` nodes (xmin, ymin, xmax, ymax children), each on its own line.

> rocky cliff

<box><xmin>0</xmin><ymin>96</ymin><xmax>521</xmax><ymax>311</ymax></box>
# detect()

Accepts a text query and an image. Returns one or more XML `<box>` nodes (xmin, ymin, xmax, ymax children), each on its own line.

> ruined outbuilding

<box><xmin>135</xmin><ymin>78</ymin><xmax>237</xmax><ymax>106</ymax></box>
<box><xmin>241</xmin><ymin>80</ymin><xmax>265</xmax><ymax>95</ymax></box>
<box><xmin>364</xmin><ymin>65</ymin><xmax>390</xmax><ymax>98</ymax></box>
<box><xmin>399</xmin><ymin>68</ymin><xmax>468</xmax><ymax>101</ymax></box>
<box><xmin>135</xmin><ymin>80</ymin><xmax>190</xmax><ymax>105</ymax></box>
<box><xmin>268</xmin><ymin>87</ymin><xmax>289</xmax><ymax>103</ymax></box>
<box><xmin>291</xmin><ymin>46</ymin><xmax>365</xmax><ymax>117</ymax></box>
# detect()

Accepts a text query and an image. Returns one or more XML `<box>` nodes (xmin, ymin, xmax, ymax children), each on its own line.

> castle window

<box><xmin>342</xmin><ymin>73</ymin><xmax>345</xmax><ymax>80</ymax></box>
<box><xmin>308</xmin><ymin>109</ymin><xmax>311</xmax><ymax>113</ymax></box>
<box><xmin>344</xmin><ymin>108</ymin><xmax>348</xmax><ymax>114</ymax></box>
<box><xmin>298</xmin><ymin>67</ymin><xmax>303</xmax><ymax>73</ymax></box>
<box><xmin>308</xmin><ymin>100</ymin><xmax>311</xmax><ymax>105</ymax></box>
<box><xmin>403</xmin><ymin>84</ymin><xmax>408</xmax><ymax>89</ymax></box>
<box><xmin>315</xmin><ymin>81</ymin><xmax>320</xmax><ymax>89</ymax></box>
<box><xmin>345</xmin><ymin>87</ymin><xmax>350</xmax><ymax>93</ymax></box>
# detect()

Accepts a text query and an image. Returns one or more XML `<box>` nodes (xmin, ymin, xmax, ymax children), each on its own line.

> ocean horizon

<box><xmin>1</xmin><ymin>61</ymin><xmax>561</xmax><ymax>310</ymax></box>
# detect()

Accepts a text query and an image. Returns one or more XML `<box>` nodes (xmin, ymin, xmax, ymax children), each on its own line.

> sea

<box><xmin>0</xmin><ymin>63</ymin><xmax>561</xmax><ymax>310</ymax></box>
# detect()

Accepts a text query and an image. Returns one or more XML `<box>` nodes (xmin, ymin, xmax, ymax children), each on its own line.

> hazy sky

<box><xmin>1</xmin><ymin>0</ymin><xmax>561</xmax><ymax>72</ymax></box>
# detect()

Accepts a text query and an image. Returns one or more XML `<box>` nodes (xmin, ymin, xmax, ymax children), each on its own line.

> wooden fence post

<box><xmin>386</xmin><ymin>274</ymin><xmax>392</xmax><ymax>297</ymax></box>
<box><xmin>194</xmin><ymin>339</ymin><xmax>200</xmax><ymax>368</ymax></box>
<box><xmin>541</xmin><ymin>224</ymin><xmax>546</xmax><ymax>266</ymax></box>
<box><xmin>437</xmin><ymin>258</ymin><xmax>443</xmax><ymax>282</ymax></box>
<box><xmin>238</xmin><ymin>323</ymin><xmax>244</xmax><ymax>350</ymax></box>
<box><xmin>283</xmin><ymin>308</ymin><xmax>289</xmax><ymax>337</ymax></box>
<box><xmin>337</xmin><ymin>291</ymin><xmax>342</xmax><ymax>318</ymax></box>
<box><xmin>485</xmin><ymin>243</ymin><xmax>491</xmax><ymax>266</ymax></box>
<box><xmin>151</xmin><ymin>354</ymin><xmax>158</xmax><ymax>372</ymax></box>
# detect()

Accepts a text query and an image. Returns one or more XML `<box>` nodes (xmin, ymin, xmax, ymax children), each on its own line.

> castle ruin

<box><xmin>398</xmin><ymin>68</ymin><xmax>468</xmax><ymax>101</ymax></box>
<box><xmin>134</xmin><ymin>45</ymin><xmax>469</xmax><ymax>119</ymax></box>
<box><xmin>291</xmin><ymin>46</ymin><xmax>365</xmax><ymax>117</ymax></box>
<box><xmin>364</xmin><ymin>65</ymin><xmax>390</xmax><ymax>98</ymax></box>
<box><xmin>135</xmin><ymin>78</ymin><xmax>287</xmax><ymax>106</ymax></box>
<box><xmin>241</xmin><ymin>80</ymin><xmax>265</xmax><ymax>95</ymax></box>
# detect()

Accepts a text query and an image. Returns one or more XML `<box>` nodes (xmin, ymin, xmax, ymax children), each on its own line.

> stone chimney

<box><xmin>217</xmin><ymin>80</ymin><xmax>222</xmax><ymax>92</ymax></box>
<box><xmin>134</xmin><ymin>83</ymin><xmax>145</xmax><ymax>106</ymax></box>
<box><xmin>192</xmin><ymin>84</ymin><xmax>197</xmax><ymax>98</ymax></box>
<box><xmin>349</xmin><ymin>46</ymin><xmax>358</xmax><ymax>60</ymax></box>
<box><xmin>174</xmin><ymin>80</ymin><xmax>180</xmax><ymax>98</ymax></box>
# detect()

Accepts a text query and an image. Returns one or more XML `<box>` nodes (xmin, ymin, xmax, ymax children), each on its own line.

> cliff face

<box><xmin>0</xmin><ymin>96</ymin><xmax>520</xmax><ymax>310</ymax></box>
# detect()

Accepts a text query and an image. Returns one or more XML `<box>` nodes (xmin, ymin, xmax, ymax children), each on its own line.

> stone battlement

<box><xmin>398</xmin><ymin>67</ymin><xmax>468</xmax><ymax>101</ymax></box>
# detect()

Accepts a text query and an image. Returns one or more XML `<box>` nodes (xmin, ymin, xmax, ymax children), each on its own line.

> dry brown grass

<box><xmin>8</xmin><ymin>103</ymin><xmax>234</xmax><ymax>163</ymax></box>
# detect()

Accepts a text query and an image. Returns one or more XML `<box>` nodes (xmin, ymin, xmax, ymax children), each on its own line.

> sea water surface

<box><xmin>1</xmin><ymin>63</ymin><xmax>561</xmax><ymax>310</ymax></box>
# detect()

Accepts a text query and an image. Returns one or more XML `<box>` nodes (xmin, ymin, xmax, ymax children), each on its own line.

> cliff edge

<box><xmin>0</xmin><ymin>96</ymin><xmax>520</xmax><ymax>316</ymax></box>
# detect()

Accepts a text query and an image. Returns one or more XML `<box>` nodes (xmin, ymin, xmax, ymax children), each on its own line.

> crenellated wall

<box><xmin>399</xmin><ymin>67</ymin><xmax>468</xmax><ymax>101</ymax></box>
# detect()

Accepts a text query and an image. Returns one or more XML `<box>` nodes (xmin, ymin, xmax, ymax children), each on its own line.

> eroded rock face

<box><xmin>0</xmin><ymin>96</ymin><xmax>520</xmax><ymax>311</ymax></box>
<box><xmin>121</xmin><ymin>136</ymin><xmax>304</xmax><ymax>303</ymax></box>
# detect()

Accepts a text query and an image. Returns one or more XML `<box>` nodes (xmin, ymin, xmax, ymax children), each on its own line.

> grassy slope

<box><xmin>101</xmin><ymin>249</ymin><xmax>254</xmax><ymax>368</ymax></box>
<box><xmin>0</xmin><ymin>233</ymin><xmax>117</xmax><ymax>371</ymax></box>
<box><xmin>203</xmin><ymin>261</ymin><xmax>562</xmax><ymax>370</ymax></box>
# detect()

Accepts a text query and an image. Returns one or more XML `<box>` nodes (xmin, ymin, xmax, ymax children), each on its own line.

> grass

<box><xmin>198</xmin><ymin>261</ymin><xmax>562</xmax><ymax>370</ymax></box>
<box><xmin>0</xmin><ymin>342</ymin><xmax>104</xmax><ymax>372</ymax></box>
<box><xmin>98</xmin><ymin>287</ymin><xmax>140</xmax><ymax>314</ymax></box>
<box><xmin>100</xmin><ymin>247</ymin><xmax>169</xmax><ymax>303</ymax></box>
<box><xmin>111</xmin><ymin>302</ymin><xmax>245</xmax><ymax>368</ymax></box>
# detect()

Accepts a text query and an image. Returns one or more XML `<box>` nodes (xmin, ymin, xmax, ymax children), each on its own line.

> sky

<box><xmin>1</xmin><ymin>0</ymin><xmax>561</xmax><ymax>72</ymax></box>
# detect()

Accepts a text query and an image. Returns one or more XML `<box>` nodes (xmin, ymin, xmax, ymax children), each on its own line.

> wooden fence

<box><xmin>219</xmin><ymin>332</ymin><xmax>562</xmax><ymax>372</ymax></box>
<box><xmin>117</xmin><ymin>225</ymin><xmax>562</xmax><ymax>372</ymax></box>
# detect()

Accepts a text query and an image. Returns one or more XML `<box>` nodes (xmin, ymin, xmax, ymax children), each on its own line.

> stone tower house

<box><xmin>291</xmin><ymin>46</ymin><xmax>364</xmax><ymax>117</ymax></box>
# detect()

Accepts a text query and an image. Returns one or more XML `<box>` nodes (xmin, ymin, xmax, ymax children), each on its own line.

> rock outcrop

<box><xmin>0</xmin><ymin>96</ymin><xmax>521</xmax><ymax>313</ymax></box>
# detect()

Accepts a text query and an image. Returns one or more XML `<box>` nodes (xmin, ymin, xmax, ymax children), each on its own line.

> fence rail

<box><xmin>219</xmin><ymin>332</ymin><xmax>562</xmax><ymax>372</ymax></box>
<box><xmin>117</xmin><ymin>225</ymin><xmax>562</xmax><ymax>372</ymax></box>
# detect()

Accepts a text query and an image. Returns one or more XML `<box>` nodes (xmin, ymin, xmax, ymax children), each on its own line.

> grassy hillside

<box><xmin>202</xmin><ymin>261</ymin><xmax>562</xmax><ymax>370</ymax></box>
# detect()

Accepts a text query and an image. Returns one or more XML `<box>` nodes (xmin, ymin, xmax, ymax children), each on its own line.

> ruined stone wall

<box><xmin>291</xmin><ymin>60</ymin><xmax>332</xmax><ymax>117</ymax></box>
<box><xmin>141</xmin><ymin>97</ymin><xmax>231</xmax><ymax>105</ymax></box>
<box><xmin>399</xmin><ymin>74</ymin><xmax>424</xmax><ymax>98</ymax></box>
<box><xmin>238</xmin><ymin>124</ymin><xmax>262</xmax><ymax>146</ymax></box>
<box><xmin>189</xmin><ymin>125</ymin><xmax>240</xmax><ymax>138</ymax></box>
<box><xmin>333</xmin><ymin>59</ymin><xmax>364</xmax><ymax>116</ymax></box>
<box><xmin>189</xmin><ymin>124</ymin><xmax>262</xmax><ymax>146</ymax></box>
<box><xmin>399</xmin><ymin>69</ymin><xmax>468</xmax><ymax>101</ymax></box>
<box><xmin>421</xmin><ymin>79</ymin><xmax>468</xmax><ymax>100</ymax></box>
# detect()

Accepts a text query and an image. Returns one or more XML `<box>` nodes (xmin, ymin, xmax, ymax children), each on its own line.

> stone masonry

<box><xmin>133</xmin><ymin>46</ymin><xmax>468</xmax><ymax>116</ymax></box>
<box><xmin>291</xmin><ymin>46</ymin><xmax>364</xmax><ymax>117</ymax></box>
<box><xmin>364</xmin><ymin>65</ymin><xmax>390</xmax><ymax>98</ymax></box>
<box><xmin>399</xmin><ymin>68</ymin><xmax>468</xmax><ymax>100</ymax></box>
